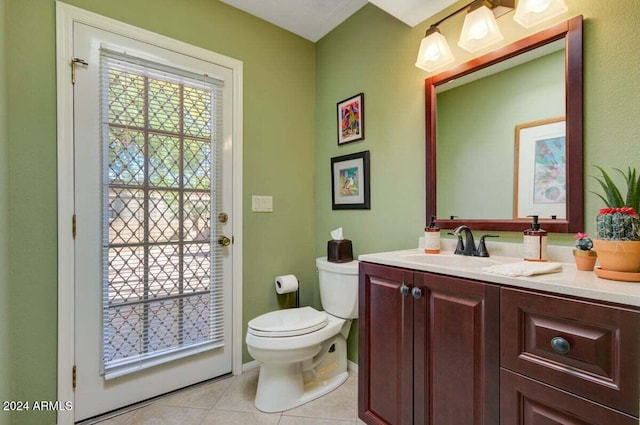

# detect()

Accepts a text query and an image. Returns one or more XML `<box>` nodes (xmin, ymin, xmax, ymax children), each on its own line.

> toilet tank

<box><xmin>316</xmin><ymin>257</ymin><xmax>359</xmax><ymax>319</ymax></box>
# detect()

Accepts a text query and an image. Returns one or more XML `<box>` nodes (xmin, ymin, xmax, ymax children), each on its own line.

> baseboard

<box><xmin>242</xmin><ymin>360</ymin><xmax>259</xmax><ymax>373</ymax></box>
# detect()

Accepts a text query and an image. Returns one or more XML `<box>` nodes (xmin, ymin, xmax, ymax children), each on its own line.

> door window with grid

<box><xmin>101</xmin><ymin>49</ymin><xmax>225</xmax><ymax>378</ymax></box>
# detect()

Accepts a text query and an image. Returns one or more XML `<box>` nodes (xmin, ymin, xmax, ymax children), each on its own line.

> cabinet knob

<box><xmin>551</xmin><ymin>336</ymin><xmax>571</xmax><ymax>355</ymax></box>
<box><xmin>400</xmin><ymin>284</ymin><xmax>410</xmax><ymax>296</ymax></box>
<box><xmin>411</xmin><ymin>287</ymin><xmax>422</xmax><ymax>299</ymax></box>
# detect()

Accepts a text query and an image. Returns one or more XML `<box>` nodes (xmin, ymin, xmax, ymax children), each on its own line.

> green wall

<box><xmin>5</xmin><ymin>0</ymin><xmax>315</xmax><ymax>423</ymax></box>
<box><xmin>315</xmin><ymin>1</ymin><xmax>640</xmax><ymax>362</ymax></box>
<box><xmin>0</xmin><ymin>0</ymin><xmax>10</xmax><ymax>423</ymax></box>
<box><xmin>315</xmin><ymin>5</ymin><xmax>428</xmax><ymax>362</ymax></box>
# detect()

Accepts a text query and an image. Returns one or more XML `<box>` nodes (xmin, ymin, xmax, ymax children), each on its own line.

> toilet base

<box><xmin>255</xmin><ymin>368</ymin><xmax>349</xmax><ymax>413</ymax></box>
<box><xmin>253</xmin><ymin>334</ymin><xmax>349</xmax><ymax>412</ymax></box>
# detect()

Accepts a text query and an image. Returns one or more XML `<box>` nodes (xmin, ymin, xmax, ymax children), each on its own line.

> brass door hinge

<box><xmin>72</xmin><ymin>214</ymin><xmax>77</xmax><ymax>239</ymax></box>
<box><xmin>71</xmin><ymin>58</ymin><xmax>88</xmax><ymax>85</ymax></box>
<box><xmin>72</xmin><ymin>365</ymin><xmax>77</xmax><ymax>390</ymax></box>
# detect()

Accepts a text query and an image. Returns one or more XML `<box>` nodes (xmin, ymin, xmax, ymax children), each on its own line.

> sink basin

<box><xmin>394</xmin><ymin>252</ymin><xmax>516</xmax><ymax>269</ymax></box>
<box><xmin>358</xmin><ymin>249</ymin><xmax>524</xmax><ymax>274</ymax></box>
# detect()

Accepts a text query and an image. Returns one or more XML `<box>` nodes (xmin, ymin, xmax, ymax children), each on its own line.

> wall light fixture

<box><xmin>415</xmin><ymin>26</ymin><xmax>455</xmax><ymax>72</ymax></box>
<box><xmin>458</xmin><ymin>1</ymin><xmax>505</xmax><ymax>52</ymax></box>
<box><xmin>513</xmin><ymin>0</ymin><xmax>568</xmax><ymax>28</ymax></box>
<box><xmin>415</xmin><ymin>0</ymin><xmax>568</xmax><ymax>72</ymax></box>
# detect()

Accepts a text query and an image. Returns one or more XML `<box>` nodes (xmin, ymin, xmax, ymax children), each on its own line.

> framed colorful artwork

<box><xmin>331</xmin><ymin>151</ymin><xmax>370</xmax><ymax>210</ymax></box>
<box><xmin>337</xmin><ymin>93</ymin><xmax>364</xmax><ymax>145</ymax></box>
<box><xmin>514</xmin><ymin>117</ymin><xmax>566</xmax><ymax>219</ymax></box>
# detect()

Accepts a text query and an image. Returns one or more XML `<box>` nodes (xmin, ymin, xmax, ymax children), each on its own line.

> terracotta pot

<box><xmin>592</xmin><ymin>239</ymin><xmax>640</xmax><ymax>273</ymax></box>
<box><xmin>573</xmin><ymin>249</ymin><xmax>597</xmax><ymax>271</ymax></box>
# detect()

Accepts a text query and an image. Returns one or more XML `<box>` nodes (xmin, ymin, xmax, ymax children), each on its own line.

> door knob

<box><xmin>411</xmin><ymin>287</ymin><xmax>422</xmax><ymax>299</ymax></box>
<box><xmin>400</xmin><ymin>284</ymin><xmax>410</xmax><ymax>296</ymax></box>
<box><xmin>217</xmin><ymin>235</ymin><xmax>231</xmax><ymax>246</ymax></box>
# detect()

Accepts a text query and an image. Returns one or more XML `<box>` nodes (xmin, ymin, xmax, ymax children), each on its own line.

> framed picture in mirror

<box><xmin>514</xmin><ymin>117</ymin><xmax>566</xmax><ymax>219</ymax></box>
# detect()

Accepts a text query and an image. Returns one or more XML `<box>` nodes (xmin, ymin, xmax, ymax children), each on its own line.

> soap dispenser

<box><xmin>523</xmin><ymin>215</ymin><xmax>548</xmax><ymax>262</ymax></box>
<box><xmin>424</xmin><ymin>216</ymin><xmax>440</xmax><ymax>254</ymax></box>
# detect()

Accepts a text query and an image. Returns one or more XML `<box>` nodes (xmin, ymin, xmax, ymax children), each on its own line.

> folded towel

<box><xmin>482</xmin><ymin>261</ymin><xmax>563</xmax><ymax>277</ymax></box>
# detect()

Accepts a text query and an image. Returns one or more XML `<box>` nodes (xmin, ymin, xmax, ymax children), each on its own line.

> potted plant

<box><xmin>573</xmin><ymin>233</ymin><xmax>597</xmax><ymax>271</ymax></box>
<box><xmin>591</xmin><ymin>166</ymin><xmax>640</xmax><ymax>273</ymax></box>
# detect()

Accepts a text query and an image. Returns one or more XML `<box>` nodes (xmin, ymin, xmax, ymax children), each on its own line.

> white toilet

<box><xmin>245</xmin><ymin>257</ymin><xmax>359</xmax><ymax>412</ymax></box>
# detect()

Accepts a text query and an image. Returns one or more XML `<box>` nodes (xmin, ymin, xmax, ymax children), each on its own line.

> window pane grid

<box><xmin>101</xmin><ymin>50</ymin><xmax>224</xmax><ymax>373</ymax></box>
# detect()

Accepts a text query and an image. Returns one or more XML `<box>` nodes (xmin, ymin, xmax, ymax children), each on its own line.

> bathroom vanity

<box><xmin>357</xmin><ymin>249</ymin><xmax>640</xmax><ymax>425</ymax></box>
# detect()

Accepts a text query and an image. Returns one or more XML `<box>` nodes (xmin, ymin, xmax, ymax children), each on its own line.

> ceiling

<box><xmin>219</xmin><ymin>0</ymin><xmax>459</xmax><ymax>42</ymax></box>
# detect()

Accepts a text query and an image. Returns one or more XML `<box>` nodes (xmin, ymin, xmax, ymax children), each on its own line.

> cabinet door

<box><xmin>359</xmin><ymin>262</ymin><xmax>414</xmax><ymax>425</ymax></box>
<box><xmin>414</xmin><ymin>273</ymin><xmax>500</xmax><ymax>425</ymax></box>
<box><xmin>501</xmin><ymin>369</ymin><xmax>638</xmax><ymax>425</ymax></box>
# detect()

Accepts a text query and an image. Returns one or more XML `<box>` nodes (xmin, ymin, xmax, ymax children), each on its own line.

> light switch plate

<box><xmin>252</xmin><ymin>195</ymin><xmax>273</xmax><ymax>212</ymax></box>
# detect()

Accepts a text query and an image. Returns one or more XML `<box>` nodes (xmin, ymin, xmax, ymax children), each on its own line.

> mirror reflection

<box><xmin>436</xmin><ymin>40</ymin><xmax>565</xmax><ymax>220</ymax></box>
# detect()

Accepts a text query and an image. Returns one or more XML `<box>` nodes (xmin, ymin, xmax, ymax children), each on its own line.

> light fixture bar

<box><xmin>490</xmin><ymin>0</ymin><xmax>517</xmax><ymax>18</ymax></box>
<box><xmin>430</xmin><ymin>0</ymin><xmax>479</xmax><ymax>28</ymax></box>
<box><xmin>415</xmin><ymin>0</ymin><xmax>515</xmax><ymax>72</ymax></box>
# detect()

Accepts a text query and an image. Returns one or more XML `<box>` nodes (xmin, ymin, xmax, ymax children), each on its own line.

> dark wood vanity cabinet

<box><xmin>500</xmin><ymin>288</ymin><xmax>640</xmax><ymax>425</ymax></box>
<box><xmin>359</xmin><ymin>262</ymin><xmax>640</xmax><ymax>425</ymax></box>
<box><xmin>358</xmin><ymin>262</ymin><xmax>500</xmax><ymax>425</ymax></box>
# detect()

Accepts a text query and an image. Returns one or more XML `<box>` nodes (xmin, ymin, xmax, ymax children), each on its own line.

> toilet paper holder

<box><xmin>275</xmin><ymin>275</ymin><xmax>300</xmax><ymax>308</ymax></box>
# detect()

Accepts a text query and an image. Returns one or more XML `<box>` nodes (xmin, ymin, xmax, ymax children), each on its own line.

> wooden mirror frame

<box><xmin>425</xmin><ymin>15</ymin><xmax>583</xmax><ymax>233</ymax></box>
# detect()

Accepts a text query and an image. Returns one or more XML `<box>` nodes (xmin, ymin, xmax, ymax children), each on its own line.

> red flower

<box><xmin>574</xmin><ymin>232</ymin><xmax>589</xmax><ymax>240</ymax></box>
<box><xmin>598</xmin><ymin>207</ymin><xmax>639</xmax><ymax>218</ymax></box>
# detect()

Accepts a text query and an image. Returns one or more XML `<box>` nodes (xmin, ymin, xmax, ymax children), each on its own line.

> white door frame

<box><xmin>55</xmin><ymin>3</ymin><xmax>243</xmax><ymax>423</ymax></box>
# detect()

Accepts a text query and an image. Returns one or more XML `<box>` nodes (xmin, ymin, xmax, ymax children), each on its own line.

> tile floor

<box><xmin>83</xmin><ymin>368</ymin><xmax>365</xmax><ymax>425</ymax></box>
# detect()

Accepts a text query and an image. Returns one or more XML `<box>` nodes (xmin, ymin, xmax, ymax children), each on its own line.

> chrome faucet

<box><xmin>452</xmin><ymin>225</ymin><xmax>499</xmax><ymax>257</ymax></box>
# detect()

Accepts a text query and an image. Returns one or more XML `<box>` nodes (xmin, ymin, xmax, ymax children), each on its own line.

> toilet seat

<box><xmin>248</xmin><ymin>306</ymin><xmax>328</xmax><ymax>337</ymax></box>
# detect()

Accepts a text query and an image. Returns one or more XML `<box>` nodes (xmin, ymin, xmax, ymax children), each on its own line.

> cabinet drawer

<box><xmin>501</xmin><ymin>288</ymin><xmax>640</xmax><ymax>416</ymax></box>
<box><xmin>500</xmin><ymin>369</ymin><xmax>638</xmax><ymax>425</ymax></box>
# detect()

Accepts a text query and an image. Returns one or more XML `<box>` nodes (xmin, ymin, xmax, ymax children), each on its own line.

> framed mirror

<box><xmin>425</xmin><ymin>15</ymin><xmax>583</xmax><ymax>233</ymax></box>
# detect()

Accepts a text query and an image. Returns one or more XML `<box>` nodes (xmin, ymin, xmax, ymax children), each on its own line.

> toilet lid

<box><xmin>247</xmin><ymin>306</ymin><xmax>328</xmax><ymax>337</ymax></box>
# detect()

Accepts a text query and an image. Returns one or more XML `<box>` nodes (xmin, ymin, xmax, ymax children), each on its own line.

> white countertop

<box><xmin>358</xmin><ymin>241</ymin><xmax>640</xmax><ymax>308</ymax></box>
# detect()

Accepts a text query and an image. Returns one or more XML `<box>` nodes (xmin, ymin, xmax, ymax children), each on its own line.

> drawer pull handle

<box><xmin>400</xmin><ymin>284</ymin><xmax>410</xmax><ymax>296</ymax></box>
<box><xmin>551</xmin><ymin>336</ymin><xmax>571</xmax><ymax>355</ymax></box>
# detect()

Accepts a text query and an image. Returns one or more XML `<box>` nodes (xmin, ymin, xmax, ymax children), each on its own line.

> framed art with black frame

<box><xmin>331</xmin><ymin>150</ymin><xmax>370</xmax><ymax>210</ymax></box>
<box><xmin>337</xmin><ymin>93</ymin><xmax>364</xmax><ymax>145</ymax></box>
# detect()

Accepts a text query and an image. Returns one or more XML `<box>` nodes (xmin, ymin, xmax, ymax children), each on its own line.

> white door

<box><xmin>72</xmin><ymin>22</ymin><xmax>233</xmax><ymax>421</ymax></box>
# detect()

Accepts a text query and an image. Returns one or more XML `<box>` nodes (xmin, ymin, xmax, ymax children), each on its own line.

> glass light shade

<box><xmin>415</xmin><ymin>30</ymin><xmax>455</xmax><ymax>72</ymax></box>
<box><xmin>458</xmin><ymin>5</ymin><xmax>504</xmax><ymax>53</ymax></box>
<box><xmin>513</xmin><ymin>0</ymin><xmax>568</xmax><ymax>28</ymax></box>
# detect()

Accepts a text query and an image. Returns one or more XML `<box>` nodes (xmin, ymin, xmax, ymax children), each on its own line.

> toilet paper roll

<box><xmin>275</xmin><ymin>274</ymin><xmax>299</xmax><ymax>294</ymax></box>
